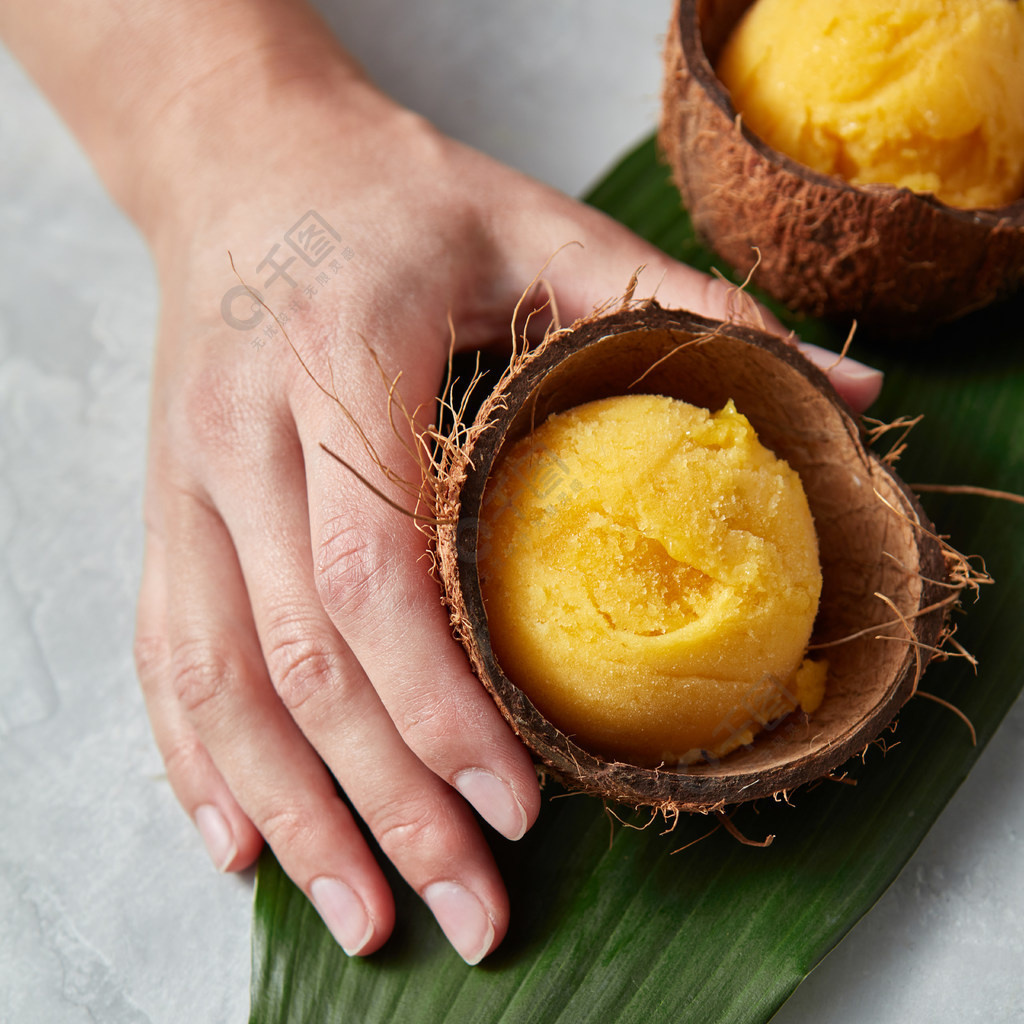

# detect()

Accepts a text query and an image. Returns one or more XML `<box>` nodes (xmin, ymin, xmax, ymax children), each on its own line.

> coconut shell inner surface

<box><xmin>437</xmin><ymin>307</ymin><xmax>948</xmax><ymax>813</ymax></box>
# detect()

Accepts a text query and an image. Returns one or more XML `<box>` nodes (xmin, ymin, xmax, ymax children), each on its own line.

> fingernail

<box><xmin>800</xmin><ymin>344</ymin><xmax>882</xmax><ymax>381</ymax></box>
<box><xmin>453</xmin><ymin>769</ymin><xmax>529</xmax><ymax>841</ymax></box>
<box><xmin>830</xmin><ymin>359</ymin><xmax>884</xmax><ymax>409</ymax></box>
<box><xmin>310</xmin><ymin>877</ymin><xmax>374</xmax><ymax>956</ymax></box>
<box><xmin>833</xmin><ymin>358</ymin><xmax>883</xmax><ymax>382</ymax></box>
<box><xmin>195</xmin><ymin>804</ymin><xmax>237</xmax><ymax>872</ymax></box>
<box><xmin>423</xmin><ymin>881</ymin><xmax>495</xmax><ymax>966</ymax></box>
<box><xmin>798</xmin><ymin>344</ymin><xmax>884</xmax><ymax>409</ymax></box>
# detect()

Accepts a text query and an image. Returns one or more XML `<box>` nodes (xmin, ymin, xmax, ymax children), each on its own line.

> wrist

<box><xmin>112</xmin><ymin>19</ymin><xmax>403</xmax><ymax>246</ymax></box>
<box><xmin>132</xmin><ymin>52</ymin><xmax>399</xmax><ymax>247</ymax></box>
<box><xmin>2</xmin><ymin>0</ymin><xmax>406</xmax><ymax>247</ymax></box>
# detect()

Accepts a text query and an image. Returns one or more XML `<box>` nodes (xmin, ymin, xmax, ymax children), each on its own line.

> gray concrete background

<box><xmin>1</xmin><ymin>2</ymin><xmax>1021</xmax><ymax>1020</ymax></box>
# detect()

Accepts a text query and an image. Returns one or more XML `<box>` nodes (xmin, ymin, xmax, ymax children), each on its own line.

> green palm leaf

<box><xmin>250</xmin><ymin>135</ymin><xmax>1024</xmax><ymax>1024</ymax></box>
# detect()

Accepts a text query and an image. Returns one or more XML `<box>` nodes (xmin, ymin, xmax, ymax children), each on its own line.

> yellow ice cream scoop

<box><xmin>717</xmin><ymin>0</ymin><xmax>1024</xmax><ymax>209</ymax></box>
<box><xmin>477</xmin><ymin>394</ymin><xmax>826</xmax><ymax>768</ymax></box>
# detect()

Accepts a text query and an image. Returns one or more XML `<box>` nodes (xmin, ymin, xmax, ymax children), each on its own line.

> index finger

<box><xmin>299</xmin><ymin>391</ymin><xmax>542</xmax><ymax>845</ymax></box>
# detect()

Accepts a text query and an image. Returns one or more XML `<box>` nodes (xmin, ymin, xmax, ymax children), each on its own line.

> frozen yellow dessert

<box><xmin>477</xmin><ymin>394</ymin><xmax>826</xmax><ymax>767</ymax></box>
<box><xmin>716</xmin><ymin>0</ymin><xmax>1024</xmax><ymax>209</ymax></box>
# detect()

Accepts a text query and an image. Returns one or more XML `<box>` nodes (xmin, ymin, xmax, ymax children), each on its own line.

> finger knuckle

<box><xmin>315</xmin><ymin>514</ymin><xmax>398</xmax><ymax>624</ymax></box>
<box><xmin>265</xmin><ymin>629</ymin><xmax>340</xmax><ymax>715</ymax></box>
<box><xmin>374</xmin><ymin>800</ymin><xmax>447</xmax><ymax>861</ymax></box>
<box><xmin>260</xmin><ymin>805</ymin><xmax>322</xmax><ymax>854</ymax></box>
<box><xmin>397</xmin><ymin>690</ymin><xmax>461</xmax><ymax>760</ymax></box>
<box><xmin>170</xmin><ymin>641</ymin><xmax>240</xmax><ymax>718</ymax></box>
<box><xmin>133</xmin><ymin>632</ymin><xmax>167</xmax><ymax>685</ymax></box>
<box><xmin>160</xmin><ymin>733</ymin><xmax>208</xmax><ymax>782</ymax></box>
<box><xmin>177</xmin><ymin>364</ymin><xmax>248</xmax><ymax>453</ymax></box>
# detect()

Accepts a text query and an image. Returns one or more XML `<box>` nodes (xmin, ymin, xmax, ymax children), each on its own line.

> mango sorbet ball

<box><xmin>717</xmin><ymin>0</ymin><xmax>1024</xmax><ymax>209</ymax></box>
<box><xmin>477</xmin><ymin>394</ymin><xmax>826</xmax><ymax>767</ymax></box>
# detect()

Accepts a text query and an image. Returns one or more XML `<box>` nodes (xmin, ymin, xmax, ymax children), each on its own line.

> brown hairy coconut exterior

<box><xmin>434</xmin><ymin>305</ymin><xmax>951</xmax><ymax>815</ymax></box>
<box><xmin>660</xmin><ymin>0</ymin><xmax>1024</xmax><ymax>333</ymax></box>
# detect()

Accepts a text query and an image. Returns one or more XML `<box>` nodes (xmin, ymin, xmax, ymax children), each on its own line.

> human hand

<box><xmin>124</xmin><ymin>55</ymin><xmax>884</xmax><ymax>964</ymax></box>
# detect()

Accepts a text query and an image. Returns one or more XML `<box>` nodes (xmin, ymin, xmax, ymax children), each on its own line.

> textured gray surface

<box><xmin>1</xmin><ymin>2</ymin><xmax>1021</xmax><ymax>1021</ymax></box>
